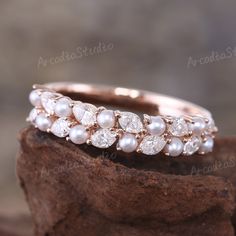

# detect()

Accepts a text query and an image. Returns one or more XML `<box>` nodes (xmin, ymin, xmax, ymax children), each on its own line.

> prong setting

<box><xmin>27</xmin><ymin>85</ymin><xmax>217</xmax><ymax>157</ymax></box>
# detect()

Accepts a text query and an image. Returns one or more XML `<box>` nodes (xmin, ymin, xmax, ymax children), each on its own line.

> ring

<box><xmin>27</xmin><ymin>82</ymin><xmax>217</xmax><ymax>157</ymax></box>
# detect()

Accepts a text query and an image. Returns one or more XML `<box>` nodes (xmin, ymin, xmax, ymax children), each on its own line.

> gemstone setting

<box><xmin>140</xmin><ymin>135</ymin><xmax>166</xmax><ymax>155</ymax></box>
<box><xmin>28</xmin><ymin>108</ymin><xmax>38</xmax><ymax>123</ymax></box>
<box><xmin>91</xmin><ymin>129</ymin><xmax>117</xmax><ymax>148</ymax></box>
<box><xmin>51</xmin><ymin>117</ymin><xmax>72</xmax><ymax>138</ymax></box>
<box><xmin>28</xmin><ymin>86</ymin><xmax>217</xmax><ymax>157</ymax></box>
<box><xmin>169</xmin><ymin>117</ymin><xmax>188</xmax><ymax>137</ymax></box>
<box><xmin>41</xmin><ymin>91</ymin><xmax>61</xmax><ymax>115</ymax></box>
<box><xmin>118</xmin><ymin>112</ymin><xmax>143</xmax><ymax>133</ymax></box>
<box><xmin>73</xmin><ymin>103</ymin><xmax>97</xmax><ymax>126</ymax></box>
<box><xmin>183</xmin><ymin>136</ymin><xmax>201</xmax><ymax>155</ymax></box>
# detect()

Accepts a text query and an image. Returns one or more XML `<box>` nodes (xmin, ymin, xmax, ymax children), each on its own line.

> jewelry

<box><xmin>27</xmin><ymin>82</ymin><xmax>217</xmax><ymax>157</ymax></box>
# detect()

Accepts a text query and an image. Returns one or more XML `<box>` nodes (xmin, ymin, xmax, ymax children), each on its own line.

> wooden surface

<box><xmin>16</xmin><ymin>126</ymin><xmax>236</xmax><ymax>236</ymax></box>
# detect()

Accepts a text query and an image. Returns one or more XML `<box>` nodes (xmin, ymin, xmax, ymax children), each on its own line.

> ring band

<box><xmin>27</xmin><ymin>82</ymin><xmax>217</xmax><ymax>157</ymax></box>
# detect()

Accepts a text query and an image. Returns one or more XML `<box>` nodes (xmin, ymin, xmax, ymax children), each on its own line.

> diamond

<box><xmin>91</xmin><ymin>129</ymin><xmax>117</xmax><ymax>148</ymax></box>
<box><xmin>51</xmin><ymin>117</ymin><xmax>72</xmax><ymax>137</ymax></box>
<box><xmin>169</xmin><ymin>117</ymin><xmax>188</xmax><ymax>137</ymax></box>
<box><xmin>139</xmin><ymin>135</ymin><xmax>166</xmax><ymax>155</ymax></box>
<box><xmin>41</xmin><ymin>91</ymin><xmax>61</xmax><ymax>115</ymax></box>
<box><xmin>28</xmin><ymin>108</ymin><xmax>38</xmax><ymax>124</ymax></box>
<box><xmin>119</xmin><ymin>112</ymin><xmax>143</xmax><ymax>133</ymax></box>
<box><xmin>183</xmin><ymin>136</ymin><xmax>201</xmax><ymax>155</ymax></box>
<box><xmin>73</xmin><ymin>103</ymin><xmax>97</xmax><ymax>126</ymax></box>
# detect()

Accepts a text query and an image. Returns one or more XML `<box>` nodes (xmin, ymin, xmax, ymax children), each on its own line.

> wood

<box><xmin>16</xmin><ymin>126</ymin><xmax>236</xmax><ymax>236</ymax></box>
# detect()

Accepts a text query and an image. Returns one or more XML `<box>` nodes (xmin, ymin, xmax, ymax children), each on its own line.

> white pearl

<box><xmin>164</xmin><ymin>137</ymin><xmax>183</xmax><ymax>157</ymax></box>
<box><xmin>206</xmin><ymin>117</ymin><xmax>215</xmax><ymax>132</ymax></box>
<box><xmin>147</xmin><ymin>116</ymin><xmax>166</xmax><ymax>135</ymax></box>
<box><xmin>119</xmin><ymin>133</ymin><xmax>138</xmax><ymax>153</ymax></box>
<box><xmin>55</xmin><ymin>97</ymin><xmax>72</xmax><ymax>117</ymax></box>
<box><xmin>35</xmin><ymin>114</ymin><xmax>52</xmax><ymax>131</ymax></box>
<box><xmin>29</xmin><ymin>90</ymin><xmax>41</xmax><ymax>107</ymax></box>
<box><xmin>190</xmin><ymin>117</ymin><xmax>206</xmax><ymax>135</ymax></box>
<box><xmin>97</xmin><ymin>110</ymin><xmax>115</xmax><ymax>128</ymax></box>
<box><xmin>69</xmin><ymin>125</ymin><xmax>89</xmax><ymax>144</ymax></box>
<box><xmin>199</xmin><ymin>137</ymin><xmax>214</xmax><ymax>153</ymax></box>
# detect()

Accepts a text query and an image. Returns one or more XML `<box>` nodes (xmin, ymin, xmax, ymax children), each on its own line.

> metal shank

<box><xmin>40</xmin><ymin>82</ymin><xmax>212</xmax><ymax>118</ymax></box>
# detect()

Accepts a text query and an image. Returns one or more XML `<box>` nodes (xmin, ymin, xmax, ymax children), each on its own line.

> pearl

<box><xmin>55</xmin><ymin>97</ymin><xmax>72</xmax><ymax>117</ymax></box>
<box><xmin>198</xmin><ymin>137</ymin><xmax>214</xmax><ymax>154</ymax></box>
<box><xmin>97</xmin><ymin>110</ymin><xmax>115</xmax><ymax>128</ymax></box>
<box><xmin>147</xmin><ymin>116</ymin><xmax>166</xmax><ymax>135</ymax></box>
<box><xmin>29</xmin><ymin>90</ymin><xmax>41</xmax><ymax>107</ymax></box>
<box><xmin>164</xmin><ymin>137</ymin><xmax>183</xmax><ymax>157</ymax></box>
<box><xmin>35</xmin><ymin>113</ymin><xmax>52</xmax><ymax>131</ymax></box>
<box><xmin>118</xmin><ymin>133</ymin><xmax>138</xmax><ymax>153</ymax></box>
<box><xmin>69</xmin><ymin>125</ymin><xmax>89</xmax><ymax>144</ymax></box>
<box><xmin>190</xmin><ymin>117</ymin><xmax>206</xmax><ymax>135</ymax></box>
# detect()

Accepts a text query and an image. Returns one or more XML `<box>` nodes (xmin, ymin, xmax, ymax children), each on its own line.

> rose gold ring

<box><xmin>27</xmin><ymin>82</ymin><xmax>217</xmax><ymax>157</ymax></box>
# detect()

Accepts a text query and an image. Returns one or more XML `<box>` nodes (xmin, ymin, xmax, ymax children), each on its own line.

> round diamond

<box><xmin>119</xmin><ymin>112</ymin><xmax>143</xmax><ymax>133</ymax></box>
<box><xmin>140</xmin><ymin>135</ymin><xmax>166</xmax><ymax>155</ymax></box>
<box><xmin>91</xmin><ymin>129</ymin><xmax>117</xmax><ymax>148</ymax></box>
<box><xmin>41</xmin><ymin>91</ymin><xmax>61</xmax><ymax>115</ymax></box>
<box><xmin>51</xmin><ymin>117</ymin><xmax>72</xmax><ymax>137</ymax></box>
<box><xmin>73</xmin><ymin>103</ymin><xmax>97</xmax><ymax>126</ymax></box>
<box><xmin>183</xmin><ymin>136</ymin><xmax>201</xmax><ymax>155</ymax></box>
<box><xmin>169</xmin><ymin>117</ymin><xmax>188</xmax><ymax>137</ymax></box>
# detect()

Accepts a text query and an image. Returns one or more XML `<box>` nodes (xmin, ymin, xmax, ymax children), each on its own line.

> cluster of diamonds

<box><xmin>27</xmin><ymin>88</ymin><xmax>217</xmax><ymax>157</ymax></box>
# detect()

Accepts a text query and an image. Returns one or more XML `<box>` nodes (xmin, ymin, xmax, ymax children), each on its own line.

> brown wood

<box><xmin>16</xmin><ymin>126</ymin><xmax>236</xmax><ymax>236</ymax></box>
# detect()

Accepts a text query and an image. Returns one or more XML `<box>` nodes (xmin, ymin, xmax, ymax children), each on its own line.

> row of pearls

<box><xmin>32</xmin><ymin>111</ymin><xmax>214</xmax><ymax>156</ymax></box>
<box><xmin>30</xmin><ymin>89</ymin><xmax>213</xmax><ymax>135</ymax></box>
<box><xmin>29</xmin><ymin>89</ymin><xmax>215</xmax><ymax>156</ymax></box>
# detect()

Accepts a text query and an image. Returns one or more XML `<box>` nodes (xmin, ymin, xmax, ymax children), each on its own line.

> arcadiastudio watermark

<box><xmin>38</xmin><ymin>41</ymin><xmax>114</xmax><ymax>69</ymax></box>
<box><xmin>187</xmin><ymin>46</ymin><xmax>236</xmax><ymax>68</ymax></box>
<box><xmin>40</xmin><ymin>160</ymin><xmax>80</xmax><ymax>178</ymax></box>
<box><xmin>191</xmin><ymin>158</ymin><xmax>235</xmax><ymax>175</ymax></box>
<box><xmin>40</xmin><ymin>150</ymin><xmax>117</xmax><ymax>178</ymax></box>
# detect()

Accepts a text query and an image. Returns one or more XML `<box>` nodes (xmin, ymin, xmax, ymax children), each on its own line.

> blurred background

<box><xmin>0</xmin><ymin>0</ymin><xmax>235</xmax><ymax>235</ymax></box>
